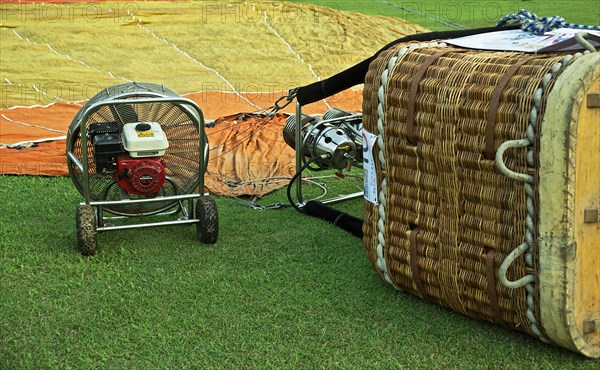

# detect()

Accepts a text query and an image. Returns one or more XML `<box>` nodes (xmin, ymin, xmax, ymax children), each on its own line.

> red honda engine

<box><xmin>90</xmin><ymin>121</ymin><xmax>170</xmax><ymax>195</ymax></box>
<box><xmin>89</xmin><ymin>121</ymin><xmax>170</xmax><ymax>195</ymax></box>
<box><xmin>113</xmin><ymin>156</ymin><xmax>166</xmax><ymax>195</ymax></box>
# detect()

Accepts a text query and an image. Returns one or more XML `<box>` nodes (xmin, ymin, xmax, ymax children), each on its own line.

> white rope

<box><xmin>10</xmin><ymin>29</ymin><xmax>130</xmax><ymax>83</ymax></box>
<box><xmin>496</xmin><ymin>51</ymin><xmax>589</xmax><ymax>343</ymax></box>
<box><xmin>498</xmin><ymin>243</ymin><xmax>535</xmax><ymax>288</ymax></box>
<box><xmin>374</xmin><ymin>42</ymin><xmax>446</xmax><ymax>290</ymax></box>
<box><xmin>1</xmin><ymin>113</ymin><xmax>67</xmax><ymax>134</ymax></box>
<box><xmin>4</xmin><ymin>100</ymin><xmax>84</xmax><ymax>110</ymax></box>
<box><xmin>495</xmin><ymin>139</ymin><xmax>534</xmax><ymax>183</ymax></box>
<box><xmin>262</xmin><ymin>11</ymin><xmax>332</xmax><ymax>110</ymax></box>
<box><xmin>1</xmin><ymin>135</ymin><xmax>67</xmax><ymax>149</ymax></box>
<box><xmin>263</xmin><ymin>12</ymin><xmax>320</xmax><ymax>80</ymax></box>
<box><xmin>32</xmin><ymin>84</ymin><xmax>61</xmax><ymax>101</ymax></box>
<box><xmin>135</xmin><ymin>20</ymin><xmax>262</xmax><ymax>111</ymax></box>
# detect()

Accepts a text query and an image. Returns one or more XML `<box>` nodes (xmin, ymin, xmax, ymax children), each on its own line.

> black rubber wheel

<box><xmin>76</xmin><ymin>205</ymin><xmax>98</xmax><ymax>256</ymax></box>
<box><xmin>196</xmin><ymin>196</ymin><xmax>218</xmax><ymax>244</ymax></box>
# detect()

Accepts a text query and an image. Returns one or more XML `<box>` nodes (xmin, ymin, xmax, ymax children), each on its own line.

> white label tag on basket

<box><xmin>362</xmin><ymin>129</ymin><xmax>378</xmax><ymax>204</ymax></box>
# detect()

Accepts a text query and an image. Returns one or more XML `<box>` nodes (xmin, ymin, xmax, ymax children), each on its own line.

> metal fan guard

<box><xmin>66</xmin><ymin>82</ymin><xmax>208</xmax><ymax>216</ymax></box>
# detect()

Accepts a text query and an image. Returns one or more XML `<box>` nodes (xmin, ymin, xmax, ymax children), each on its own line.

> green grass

<box><xmin>2</xmin><ymin>1</ymin><xmax>600</xmax><ymax>368</ymax></box>
<box><xmin>288</xmin><ymin>0</ymin><xmax>600</xmax><ymax>31</ymax></box>
<box><xmin>1</xmin><ymin>175</ymin><xmax>596</xmax><ymax>368</ymax></box>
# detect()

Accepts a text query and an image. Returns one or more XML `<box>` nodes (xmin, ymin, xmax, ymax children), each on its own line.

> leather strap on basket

<box><xmin>409</xmin><ymin>228</ymin><xmax>430</xmax><ymax>301</ymax></box>
<box><xmin>485</xmin><ymin>247</ymin><xmax>507</xmax><ymax>327</ymax></box>
<box><xmin>484</xmin><ymin>56</ymin><xmax>538</xmax><ymax>160</ymax></box>
<box><xmin>406</xmin><ymin>50</ymin><xmax>454</xmax><ymax>145</ymax></box>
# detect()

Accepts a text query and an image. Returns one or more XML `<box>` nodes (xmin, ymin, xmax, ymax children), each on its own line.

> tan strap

<box><xmin>485</xmin><ymin>247</ymin><xmax>507</xmax><ymax>327</ymax></box>
<box><xmin>406</xmin><ymin>50</ymin><xmax>454</xmax><ymax>145</ymax></box>
<box><xmin>409</xmin><ymin>228</ymin><xmax>429</xmax><ymax>300</ymax></box>
<box><xmin>484</xmin><ymin>56</ymin><xmax>538</xmax><ymax>160</ymax></box>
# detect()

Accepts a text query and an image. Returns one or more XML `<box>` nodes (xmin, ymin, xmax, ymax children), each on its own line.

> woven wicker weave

<box><xmin>362</xmin><ymin>42</ymin><xmax>600</xmax><ymax>355</ymax></box>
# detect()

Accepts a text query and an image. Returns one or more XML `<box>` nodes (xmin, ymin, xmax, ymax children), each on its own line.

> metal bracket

<box><xmin>583</xmin><ymin>318</ymin><xmax>600</xmax><ymax>335</ymax></box>
<box><xmin>584</xmin><ymin>208</ymin><xmax>600</xmax><ymax>223</ymax></box>
<box><xmin>587</xmin><ymin>92</ymin><xmax>600</xmax><ymax>108</ymax></box>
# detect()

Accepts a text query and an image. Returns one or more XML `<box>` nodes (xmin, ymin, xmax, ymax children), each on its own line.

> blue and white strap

<box><xmin>497</xmin><ymin>9</ymin><xmax>600</xmax><ymax>36</ymax></box>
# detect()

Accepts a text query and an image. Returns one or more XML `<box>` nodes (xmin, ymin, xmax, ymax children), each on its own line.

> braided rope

<box><xmin>496</xmin><ymin>50</ymin><xmax>590</xmax><ymax>342</ymax></box>
<box><xmin>374</xmin><ymin>41</ymin><xmax>589</xmax><ymax>340</ymax></box>
<box><xmin>375</xmin><ymin>42</ymin><xmax>447</xmax><ymax>290</ymax></box>
<box><xmin>497</xmin><ymin>9</ymin><xmax>600</xmax><ymax>36</ymax></box>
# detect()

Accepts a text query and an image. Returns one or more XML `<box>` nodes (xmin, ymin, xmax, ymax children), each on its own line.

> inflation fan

<box><xmin>66</xmin><ymin>82</ymin><xmax>218</xmax><ymax>255</ymax></box>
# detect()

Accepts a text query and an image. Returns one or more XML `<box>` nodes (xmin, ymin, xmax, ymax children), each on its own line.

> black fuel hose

<box><xmin>295</xmin><ymin>24</ymin><xmax>521</xmax><ymax>106</ymax></box>
<box><xmin>287</xmin><ymin>157</ymin><xmax>363</xmax><ymax>238</ymax></box>
<box><xmin>286</xmin><ymin>156</ymin><xmax>322</xmax><ymax>212</ymax></box>
<box><xmin>302</xmin><ymin>200</ymin><xmax>363</xmax><ymax>238</ymax></box>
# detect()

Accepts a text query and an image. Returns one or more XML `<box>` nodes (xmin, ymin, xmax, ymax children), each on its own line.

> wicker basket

<box><xmin>362</xmin><ymin>42</ymin><xmax>599</xmax><ymax>357</ymax></box>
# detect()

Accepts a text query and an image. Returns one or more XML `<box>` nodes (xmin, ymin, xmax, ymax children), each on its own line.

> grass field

<box><xmin>2</xmin><ymin>175</ymin><xmax>597</xmax><ymax>368</ymax></box>
<box><xmin>2</xmin><ymin>0</ymin><xmax>600</xmax><ymax>368</ymax></box>
<box><xmin>289</xmin><ymin>0</ymin><xmax>600</xmax><ymax>30</ymax></box>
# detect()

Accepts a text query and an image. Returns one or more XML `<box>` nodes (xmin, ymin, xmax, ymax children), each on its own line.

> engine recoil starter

<box><xmin>114</xmin><ymin>156</ymin><xmax>166</xmax><ymax>195</ymax></box>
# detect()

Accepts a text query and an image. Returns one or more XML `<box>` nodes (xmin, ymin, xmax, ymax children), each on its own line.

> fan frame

<box><xmin>67</xmin><ymin>96</ymin><xmax>207</xmax><ymax>199</ymax></box>
<box><xmin>66</xmin><ymin>84</ymin><xmax>217</xmax><ymax>249</ymax></box>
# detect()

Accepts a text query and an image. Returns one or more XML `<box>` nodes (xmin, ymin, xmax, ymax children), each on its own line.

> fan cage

<box><xmin>66</xmin><ymin>82</ymin><xmax>208</xmax><ymax>216</ymax></box>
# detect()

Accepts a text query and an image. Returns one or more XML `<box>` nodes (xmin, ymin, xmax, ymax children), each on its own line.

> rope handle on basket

<box><xmin>497</xmin><ymin>9</ymin><xmax>600</xmax><ymax>36</ymax></box>
<box><xmin>499</xmin><ymin>243</ymin><xmax>535</xmax><ymax>289</ymax></box>
<box><xmin>575</xmin><ymin>32</ymin><xmax>600</xmax><ymax>53</ymax></box>
<box><xmin>497</xmin><ymin>139</ymin><xmax>537</xmax><ymax>288</ymax></box>
<box><xmin>495</xmin><ymin>138</ymin><xmax>534</xmax><ymax>183</ymax></box>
